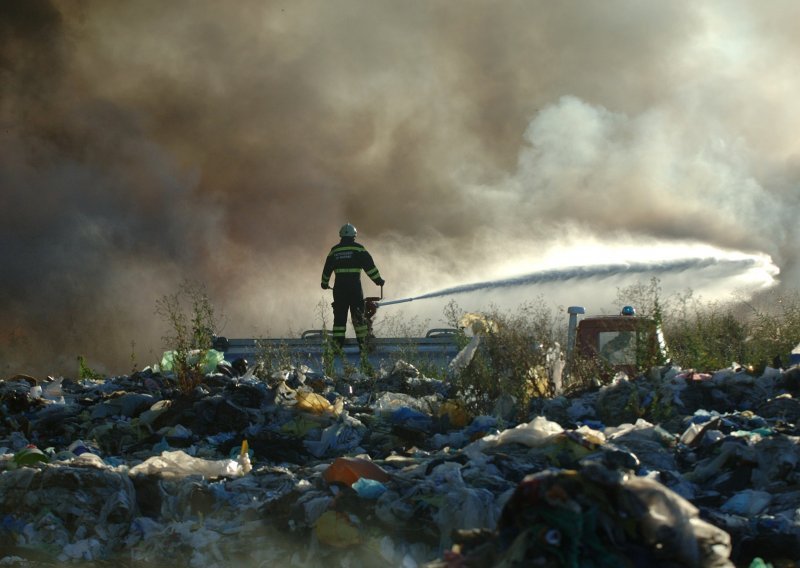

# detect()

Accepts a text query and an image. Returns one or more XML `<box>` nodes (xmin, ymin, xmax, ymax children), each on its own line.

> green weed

<box><xmin>77</xmin><ymin>355</ymin><xmax>103</xmax><ymax>380</ymax></box>
<box><xmin>254</xmin><ymin>338</ymin><xmax>295</xmax><ymax>378</ymax></box>
<box><xmin>155</xmin><ymin>280</ymin><xmax>218</xmax><ymax>394</ymax></box>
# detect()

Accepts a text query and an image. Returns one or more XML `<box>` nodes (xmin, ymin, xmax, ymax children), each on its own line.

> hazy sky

<box><xmin>2</xmin><ymin>1</ymin><xmax>798</xmax><ymax>374</ymax></box>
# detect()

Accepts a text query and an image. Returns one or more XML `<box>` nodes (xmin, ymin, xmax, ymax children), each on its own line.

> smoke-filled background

<box><xmin>2</xmin><ymin>0</ymin><xmax>798</xmax><ymax>375</ymax></box>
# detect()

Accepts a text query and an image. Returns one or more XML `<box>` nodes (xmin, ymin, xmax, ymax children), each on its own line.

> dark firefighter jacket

<box><xmin>321</xmin><ymin>239</ymin><xmax>383</xmax><ymax>290</ymax></box>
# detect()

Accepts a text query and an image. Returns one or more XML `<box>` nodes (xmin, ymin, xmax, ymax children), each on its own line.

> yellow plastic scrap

<box><xmin>438</xmin><ymin>400</ymin><xmax>470</xmax><ymax>428</ymax></box>
<box><xmin>459</xmin><ymin>313</ymin><xmax>498</xmax><ymax>334</ymax></box>
<box><xmin>314</xmin><ymin>510</ymin><xmax>362</xmax><ymax>548</ymax></box>
<box><xmin>296</xmin><ymin>390</ymin><xmax>334</xmax><ymax>414</ymax></box>
<box><xmin>544</xmin><ymin>433</ymin><xmax>595</xmax><ymax>467</ymax></box>
<box><xmin>281</xmin><ymin>416</ymin><xmax>321</xmax><ymax>437</ymax></box>
<box><xmin>238</xmin><ymin>439</ymin><xmax>253</xmax><ymax>474</ymax></box>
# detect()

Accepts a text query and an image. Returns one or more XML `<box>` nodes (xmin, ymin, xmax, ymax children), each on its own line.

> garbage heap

<box><xmin>1</xmin><ymin>360</ymin><xmax>799</xmax><ymax>567</ymax></box>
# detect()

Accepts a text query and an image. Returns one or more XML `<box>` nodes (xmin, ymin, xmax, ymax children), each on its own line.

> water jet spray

<box><xmin>376</xmin><ymin>256</ymin><xmax>775</xmax><ymax>307</ymax></box>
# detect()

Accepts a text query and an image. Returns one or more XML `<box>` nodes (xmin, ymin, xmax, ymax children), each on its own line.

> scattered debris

<box><xmin>1</xmin><ymin>358</ymin><xmax>799</xmax><ymax>567</ymax></box>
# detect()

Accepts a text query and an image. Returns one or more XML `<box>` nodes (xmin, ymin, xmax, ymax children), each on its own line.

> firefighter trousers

<box><xmin>331</xmin><ymin>286</ymin><xmax>368</xmax><ymax>350</ymax></box>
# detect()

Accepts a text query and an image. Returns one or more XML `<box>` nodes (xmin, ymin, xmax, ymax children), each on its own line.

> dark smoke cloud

<box><xmin>1</xmin><ymin>1</ymin><xmax>798</xmax><ymax>374</ymax></box>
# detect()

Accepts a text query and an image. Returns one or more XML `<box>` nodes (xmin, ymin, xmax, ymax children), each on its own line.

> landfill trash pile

<box><xmin>1</xmin><ymin>358</ymin><xmax>799</xmax><ymax>567</ymax></box>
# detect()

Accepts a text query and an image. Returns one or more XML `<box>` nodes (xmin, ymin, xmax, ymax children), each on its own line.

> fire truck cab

<box><xmin>567</xmin><ymin>306</ymin><xmax>670</xmax><ymax>377</ymax></box>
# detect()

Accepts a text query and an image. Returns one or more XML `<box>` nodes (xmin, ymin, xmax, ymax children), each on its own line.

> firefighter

<box><xmin>321</xmin><ymin>223</ymin><xmax>385</xmax><ymax>354</ymax></box>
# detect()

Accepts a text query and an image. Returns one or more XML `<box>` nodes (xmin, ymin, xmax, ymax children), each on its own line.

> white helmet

<box><xmin>339</xmin><ymin>223</ymin><xmax>357</xmax><ymax>238</ymax></box>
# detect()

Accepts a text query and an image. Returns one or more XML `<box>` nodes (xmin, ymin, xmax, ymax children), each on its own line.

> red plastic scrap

<box><xmin>678</xmin><ymin>371</ymin><xmax>712</xmax><ymax>382</ymax></box>
<box><xmin>323</xmin><ymin>457</ymin><xmax>390</xmax><ymax>487</ymax></box>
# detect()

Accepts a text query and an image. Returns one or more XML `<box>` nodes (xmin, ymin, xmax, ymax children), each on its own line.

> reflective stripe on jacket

<box><xmin>321</xmin><ymin>239</ymin><xmax>382</xmax><ymax>289</ymax></box>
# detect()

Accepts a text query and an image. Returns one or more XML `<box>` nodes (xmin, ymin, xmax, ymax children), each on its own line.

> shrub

<box><xmin>615</xmin><ymin>280</ymin><xmax>800</xmax><ymax>373</ymax></box>
<box><xmin>736</xmin><ymin>289</ymin><xmax>800</xmax><ymax>371</ymax></box>
<box><xmin>663</xmin><ymin>293</ymin><xmax>748</xmax><ymax>371</ymax></box>
<box><xmin>155</xmin><ymin>280</ymin><xmax>218</xmax><ymax>394</ymax></box>
<box><xmin>449</xmin><ymin>298</ymin><xmax>562</xmax><ymax>421</ymax></box>
<box><xmin>254</xmin><ymin>338</ymin><xmax>295</xmax><ymax>378</ymax></box>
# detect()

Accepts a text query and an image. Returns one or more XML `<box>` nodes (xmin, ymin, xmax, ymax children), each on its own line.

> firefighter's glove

<box><xmin>321</xmin><ymin>283</ymin><xmax>329</xmax><ymax>290</ymax></box>
<box><xmin>375</xmin><ymin>278</ymin><xmax>385</xmax><ymax>286</ymax></box>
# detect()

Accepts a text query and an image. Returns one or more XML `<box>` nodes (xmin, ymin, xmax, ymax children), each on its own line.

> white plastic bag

<box><xmin>128</xmin><ymin>450</ymin><xmax>250</xmax><ymax>479</ymax></box>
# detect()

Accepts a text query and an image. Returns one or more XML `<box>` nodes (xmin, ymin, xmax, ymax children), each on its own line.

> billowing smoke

<box><xmin>2</xmin><ymin>1</ymin><xmax>799</xmax><ymax>375</ymax></box>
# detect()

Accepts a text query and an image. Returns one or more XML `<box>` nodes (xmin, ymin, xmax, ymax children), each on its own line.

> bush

<box><xmin>155</xmin><ymin>281</ymin><xmax>218</xmax><ymax>394</ymax></box>
<box><xmin>737</xmin><ymin>289</ymin><xmax>800</xmax><ymax>371</ymax></box>
<box><xmin>615</xmin><ymin>280</ymin><xmax>800</xmax><ymax>373</ymax></box>
<box><xmin>448</xmin><ymin>299</ymin><xmax>562</xmax><ymax>421</ymax></box>
<box><xmin>664</xmin><ymin>293</ymin><xmax>748</xmax><ymax>371</ymax></box>
<box><xmin>439</xmin><ymin>282</ymin><xmax>800</xmax><ymax>408</ymax></box>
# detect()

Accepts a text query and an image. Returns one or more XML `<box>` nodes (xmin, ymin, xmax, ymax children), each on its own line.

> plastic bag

<box><xmin>352</xmin><ymin>477</ymin><xmax>388</xmax><ymax>499</ymax></box>
<box><xmin>391</xmin><ymin>407</ymin><xmax>433</xmax><ymax>432</ymax></box>
<box><xmin>159</xmin><ymin>349</ymin><xmax>224</xmax><ymax>374</ymax></box>
<box><xmin>371</xmin><ymin>392</ymin><xmax>432</xmax><ymax>416</ymax></box>
<box><xmin>304</xmin><ymin>415</ymin><xmax>366</xmax><ymax>458</ymax></box>
<box><xmin>314</xmin><ymin>510</ymin><xmax>361</xmax><ymax>548</ymax></box>
<box><xmin>13</xmin><ymin>446</ymin><xmax>49</xmax><ymax>467</ymax></box>
<box><xmin>296</xmin><ymin>390</ymin><xmax>334</xmax><ymax>414</ymax></box>
<box><xmin>468</xmin><ymin>416</ymin><xmax>564</xmax><ymax>453</ymax></box>
<box><xmin>448</xmin><ymin>334</ymin><xmax>482</xmax><ymax>377</ymax></box>
<box><xmin>128</xmin><ymin>450</ymin><xmax>249</xmax><ymax>479</ymax></box>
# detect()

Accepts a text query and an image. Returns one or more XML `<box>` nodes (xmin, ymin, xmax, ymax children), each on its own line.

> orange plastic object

<box><xmin>323</xmin><ymin>457</ymin><xmax>390</xmax><ymax>487</ymax></box>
